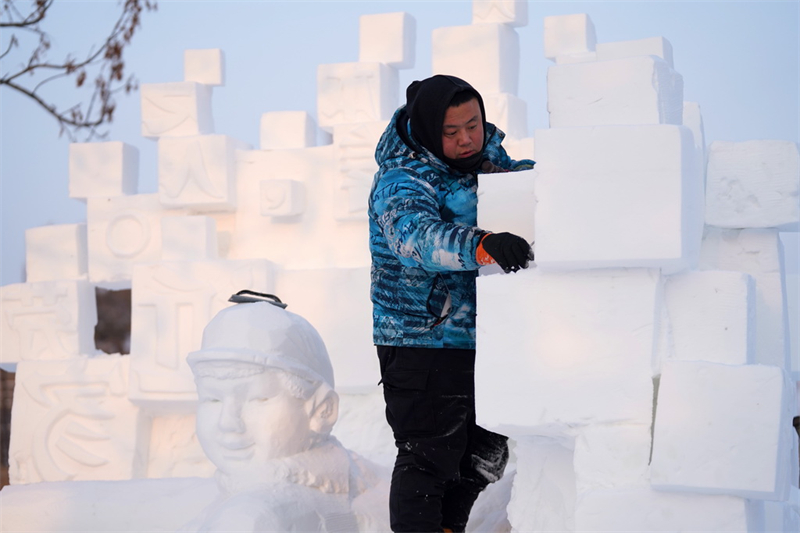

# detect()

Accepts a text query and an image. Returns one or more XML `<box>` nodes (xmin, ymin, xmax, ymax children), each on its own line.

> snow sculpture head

<box><xmin>187</xmin><ymin>301</ymin><xmax>339</xmax><ymax>488</ymax></box>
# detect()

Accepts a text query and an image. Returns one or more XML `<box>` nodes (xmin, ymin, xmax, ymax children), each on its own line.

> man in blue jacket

<box><xmin>368</xmin><ymin>74</ymin><xmax>535</xmax><ymax>532</ymax></box>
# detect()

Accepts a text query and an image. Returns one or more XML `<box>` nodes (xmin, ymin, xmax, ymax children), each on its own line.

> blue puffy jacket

<box><xmin>368</xmin><ymin>106</ymin><xmax>535</xmax><ymax>349</ymax></box>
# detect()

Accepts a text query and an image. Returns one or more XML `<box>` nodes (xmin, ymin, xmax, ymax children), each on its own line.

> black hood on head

<box><xmin>404</xmin><ymin>75</ymin><xmax>487</xmax><ymax>173</ymax></box>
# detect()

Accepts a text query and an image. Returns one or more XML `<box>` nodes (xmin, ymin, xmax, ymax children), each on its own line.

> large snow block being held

<box><xmin>432</xmin><ymin>23</ymin><xmax>520</xmax><ymax>97</ymax></box>
<box><xmin>533</xmin><ymin>125</ymin><xmax>702</xmax><ymax>273</ymax></box>
<box><xmin>705</xmin><ymin>140</ymin><xmax>800</xmax><ymax>231</ymax></box>
<box><xmin>547</xmin><ymin>56</ymin><xmax>683</xmax><ymax>128</ymax></box>
<box><xmin>476</xmin><ymin>268</ymin><xmax>659</xmax><ymax>428</ymax></box>
<box><xmin>477</xmin><ymin>168</ymin><xmax>536</xmax><ymax>245</ymax></box>
<box><xmin>650</xmin><ymin>360</ymin><xmax>795</xmax><ymax>501</ymax></box>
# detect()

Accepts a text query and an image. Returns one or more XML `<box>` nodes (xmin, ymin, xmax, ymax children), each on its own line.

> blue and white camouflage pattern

<box><xmin>368</xmin><ymin>106</ymin><xmax>535</xmax><ymax>349</ymax></box>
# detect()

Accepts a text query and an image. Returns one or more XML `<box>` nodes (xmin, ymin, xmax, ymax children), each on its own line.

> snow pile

<box><xmin>1</xmin><ymin>1</ymin><xmax>799</xmax><ymax>532</ymax></box>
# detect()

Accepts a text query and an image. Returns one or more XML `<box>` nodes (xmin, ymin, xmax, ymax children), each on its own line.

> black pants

<box><xmin>377</xmin><ymin>346</ymin><xmax>509</xmax><ymax>533</ymax></box>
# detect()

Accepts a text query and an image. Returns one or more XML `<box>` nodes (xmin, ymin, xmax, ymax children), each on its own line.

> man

<box><xmin>182</xmin><ymin>296</ymin><xmax>389</xmax><ymax>532</ymax></box>
<box><xmin>368</xmin><ymin>74</ymin><xmax>535</xmax><ymax>533</ymax></box>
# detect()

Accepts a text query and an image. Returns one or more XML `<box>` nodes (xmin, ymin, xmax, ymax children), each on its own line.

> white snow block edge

<box><xmin>473</xmin><ymin>0</ymin><xmax>528</xmax><ymax>27</ymax></box>
<box><xmin>184</xmin><ymin>49</ymin><xmax>225</xmax><ymax>86</ymax></box>
<box><xmin>533</xmin><ymin>125</ymin><xmax>701</xmax><ymax>274</ymax></box>
<box><xmin>547</xmin><ymin>55</ymin><xmax>684</xmax><ymax>128</ymax></box>
<box><xmin>705</xmin><ymin>140</ymin><xmax>800</xmax><ymax>231</ymax></box>
<box><xmin>260</xmin><ymin>111</ymin><xmax>317</xmax><ymax>150</ymax></box>
<box><xmin>359</xmin><ymin>12</ymin><xmax>416</xmax><ymax>69</ymax></box>
<box><xmin>25</xmin><ymin>223</ymin><xmax>89</xmax><ymax>282</ymax></box>
<box><xmin>651</xmin><ymin>360</ymin><xmax>794</xmax><ymax>501</ymax></box>
<box><xmin>596</xmin><ymin>36</ymin><xmax>674</xmax><ymax>68</ymax></box>
<box><xmin>69</xmin><ymin>141</ymin><xmax>139</xmax><ymax>199</ymax></box>
<box><xmin>431</xmin><ymin>23</ymin><xmax>520</xmax><ymax>97</ymax></box>
<box><xmin>543</xmin><ymin>13</ymin><xmax>596</xmax><ymax>61</ymax></box>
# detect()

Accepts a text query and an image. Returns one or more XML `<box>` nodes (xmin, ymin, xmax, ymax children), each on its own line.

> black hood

<box><xmin>403</xmin><ymin>75</ymin><xmax>487</xmax><ymax>173</ymax></box>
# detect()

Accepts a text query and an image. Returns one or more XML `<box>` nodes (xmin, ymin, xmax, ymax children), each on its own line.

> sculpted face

<box><xmin>441</xmin><ymin>97</ymin><xmax>484</xmax><ymax>161</ymax></box>
<box><xmin>195</xmin><ymin>366</ymin><xmax>314</xmax><ymax>477</ymax></box>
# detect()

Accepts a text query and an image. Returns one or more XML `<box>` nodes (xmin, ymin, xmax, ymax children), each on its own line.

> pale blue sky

<box><xmin>1</xmin><ymin>0</ymin><xmax>799</xmax><ymax>286</ymax></box>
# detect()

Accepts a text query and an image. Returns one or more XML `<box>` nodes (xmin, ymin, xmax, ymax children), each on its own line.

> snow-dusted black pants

<box><xmin>377</xmin><ymin>346</ymin><xmax>509</xmax><ymax>533</ymax></box>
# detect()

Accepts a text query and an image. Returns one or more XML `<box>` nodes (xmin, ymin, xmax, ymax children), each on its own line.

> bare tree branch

<box><xmin>0</xmin><ymin>0</ymin><xmax>157</xmax><ymax>141</ymax></box>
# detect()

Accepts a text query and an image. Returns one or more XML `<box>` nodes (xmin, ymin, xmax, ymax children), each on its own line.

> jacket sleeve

<box><xmin>370</xmin><ymin>168</ymin><xmax>483</xmax><ymax>272</ymax></box>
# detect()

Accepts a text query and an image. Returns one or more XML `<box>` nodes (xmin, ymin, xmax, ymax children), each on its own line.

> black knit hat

<box><xmin>405</xmin><ymin>75</ymin><xmax>487</xmax><ymax>172</ymax></box>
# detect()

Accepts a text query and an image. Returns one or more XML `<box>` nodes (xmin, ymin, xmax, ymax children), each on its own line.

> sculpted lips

<box><xmin>219</xmin><ymin>439</ymin><xmax>255</xmax><ymax>460</ymax></box>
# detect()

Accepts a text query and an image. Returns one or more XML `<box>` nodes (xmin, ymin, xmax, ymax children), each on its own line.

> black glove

<box><xmin>481</xmin><ymin>232</ymin><xmax>533</xmax><ymax>273</ymax></box>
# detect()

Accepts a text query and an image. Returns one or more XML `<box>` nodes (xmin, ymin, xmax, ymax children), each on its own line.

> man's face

<box><xmin>441</xmin><ymin>97</ymin><xmax>483</xmax><ymax>161</ymax></box>
<box><xmin>195</xmin><ymin>368</ymin><xmax>313</xmax><ymax>478</ymax></box>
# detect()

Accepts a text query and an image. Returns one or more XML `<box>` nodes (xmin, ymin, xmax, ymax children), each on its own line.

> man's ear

<box><xmin>305</xmin><ymin>384</ymin><xmax>339</xmax><ymax>435</ymax></box>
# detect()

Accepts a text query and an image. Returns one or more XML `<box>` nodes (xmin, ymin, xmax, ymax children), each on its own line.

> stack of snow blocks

<box><xmin>0</xmin><ymin>9</ymin><xmax>423</xmax><ymax>487</ymax></box>
<box><xmin>476</xmin><ymin>11</ymin><xmax>800</xmax><ymax>532</ymax></box>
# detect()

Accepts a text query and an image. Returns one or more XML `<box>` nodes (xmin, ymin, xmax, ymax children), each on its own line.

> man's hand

<box><xmin>480</xmin><ymin>160</ymin><xmax>509</xmax><ymax>173</ymax></box>
<box><xmin>479</xmin><ymin>233</ymin><xmax>534</xmax><ymax>273</ymax></box>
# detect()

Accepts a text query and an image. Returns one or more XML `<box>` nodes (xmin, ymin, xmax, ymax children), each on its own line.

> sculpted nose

<box><xmin>218</xmin><ymin>399</ymin><xmax>245</xmax><ymax>433</ymax></box>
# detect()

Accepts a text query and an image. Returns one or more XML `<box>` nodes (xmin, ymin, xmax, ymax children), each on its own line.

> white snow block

<box><xmin>700</xmin><ymin>227</ymin><xmax>791</xmax><ymax>370</ymax></box>
<box><xmin>69</xmin><ymin>142</ymin><xmax>139</xmax><ymax>199</ymax></box>
<box><xmin>260</xmin><ymin>111</ymin><xmax>316</xmax><ymax>150</ymax></box>
<box><xmin>128</xmin><ymin>259</ymin><xmax>275</xmax><ymax>408</ymax></box>
<box><xmin>663</xmin><ymin>270</ymin><xmax>756</xmax><ymax>366</ymax></box>
<box><xmin>705</xmin><ymin>140</ymin><xmax>800</xmax><ymax>231</ymax></box>
<box><xmin>0</xmin><ymin>280</ymin><xmax>97</xmax><ymax>366</ymax></box>
<box><xmin>473</xmin><ymin>0</ymin><xmax>528</xmax><ymax>27</ymax></box>
<box><xmin>332</xmin><ymin>387</ymin><xmax>395</xmax><ymax>467</ymax></box>
<box><xmin>482</xmin><ymin>92</ymin><xmax>528</xmax><ymax>139</ymax></box>
<box><xmin>8</xmin><ymin>357</ymin><xmax>148</xmax><ymax>483</ymax></box>
<box><xmin>158</xmin><ymin>134</ymin><xmax>249</xmax><ymax>212</ymax></box>
<box><xmin>573</xmin><ymin>424</ymin><xmax>651</xmax><ymax>494</ymax></box>
<box><xmin>501</xmin><ymin>136</ymin><xmax>534</xmax><ymax>162</ymax></box>
<box><xmin>548</xmin><ymin>56</ymin><xmax>684</xmax><ymax>128</ymax></box>
<box><xmin>683</xmin><ymin>101</ymin><xmax>707</xmax><ymax>187</ymax></box>
<box><xmin>544</xmin><ymin>13</ymin><xmax>596</xmax><ymax>61</ymax></box>
<box><xmin>534</xmin><ymin>125</ymin><xmax>702</xmax><ymax>273</ymax></box>
<box><xmin>184</xmin><ymin>48</ymin><xmax>224</xmax><ymax>86</ymax></box>
<box><xmin>317</xmin><ymin>62</ymin><xmax>399</xmax><ymax>133</ymax></box>
<box><xmin>275</xmin><ymin>267</ymin><xmax>376</xmax><ymax>390</ymax></box>
<box><xmin>476</xmin><ymin>268</ymin><xmax>659</xmax><ymax>427</ymax></box>
<box><xmin>0</xmin><ymin>478</ymin><xmax>217</xmax><ymax>533</ymax></box>
<box><xmin>87</xmin><ymin>194</ymin><xmax>174</xmax><ymax>287</ymax></box>
<box><xmin>506</xmin><ymin>435</ymin><xmax>577</xmax><ymax>532</ymax></box>
<box><xmin>25</xmin><ymin>223</ymin><xmax>88</xmax><ymax>282</ymax></box>
<box><xmin>596</xmin><ymin>36</ymin><xmax>674</xmax><ymax>68</ymax></box>
<box><xmin>140</xmin><ymin>82</ymin><xmax>214</xmax><ymax>139</ymax></box>
<box><xmin>651</xmin><ymin>360</ymin><xmax>794</xmax><ymax>500</ymax></box>
<box><xmin>160</xmin><ymin>216</ymin><xmax>218</xmax><ymax>261</ymax></box>
<box><xmin>233</xmin><ymin>145</ymin><xmax>370</xmax><ymax>269</ymax></box>
<box><xmin>432</xmin><ymin>23</ymin><xmax>520</xmax><ymax>97</ymax></box>
<box><xmin>575</xmin><ymin>488</ymin><xmax>754</xmax><ymax>532</ymax></box>
<box><xmin>261</xmin><ymin>179</ymin><xmax>306</xmax><ymax>217</ymax></box>
<box><xmin>477</xmin><ymin>168</ymin><xmax>536</xmax><ymax>244</ymax></box>
<box><xmin>333</xmin><ymin>121</ymin><xmax>387</xmax><ymax>221</ymax></box>
<box><xmin>358</xmin><ymin>12</ymin><xmax>415</xmax><ymax>69</ymax></box>
<box><xmin>146</xmin><ymin>413</ymin><xmax>214</xmax><ymax>478</ymax></box>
